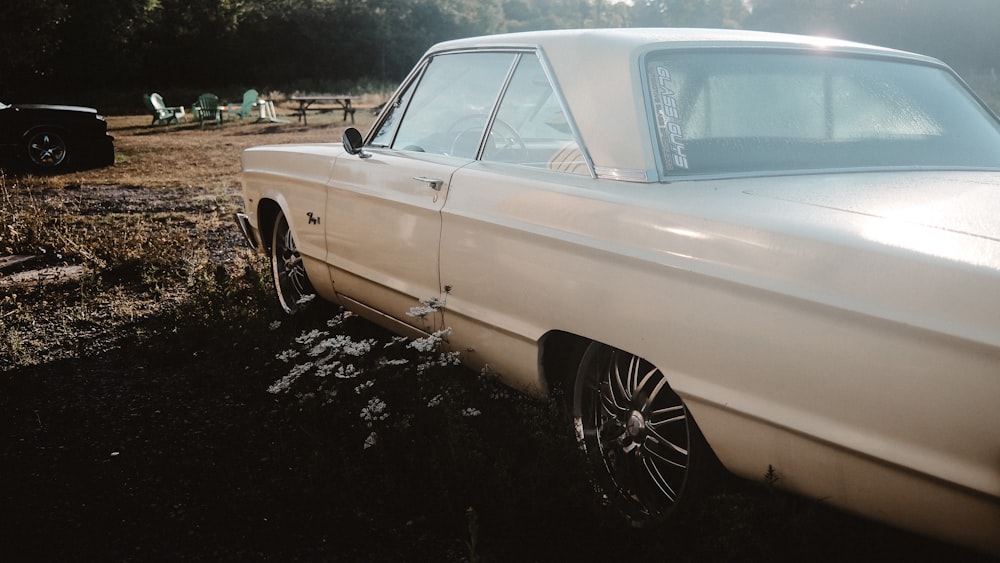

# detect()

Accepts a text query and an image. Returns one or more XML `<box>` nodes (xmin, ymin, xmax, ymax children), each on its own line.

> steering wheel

<box><xmin>446</xmin><ymin>115</ymin><xmax>526</xmax><ymax>161</ymax></box>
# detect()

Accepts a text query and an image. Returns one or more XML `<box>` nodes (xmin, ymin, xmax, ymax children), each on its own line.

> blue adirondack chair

<box><xmin>233</xmin><ymin>89</ymin><xmax>259</xmax><ymax>121</ymax></box>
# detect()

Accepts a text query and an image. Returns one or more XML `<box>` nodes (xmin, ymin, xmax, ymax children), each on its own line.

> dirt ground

<box><xmin>2</xmin><ymin>111</ymin><xmax>997</xmax><ymax>562</ymax></box>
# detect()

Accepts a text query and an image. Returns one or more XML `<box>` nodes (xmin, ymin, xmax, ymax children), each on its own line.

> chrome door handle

<box><xmin>413</xmin><ymin>176</ymin><xmax>443</xmax><ymax>191</ymax></box>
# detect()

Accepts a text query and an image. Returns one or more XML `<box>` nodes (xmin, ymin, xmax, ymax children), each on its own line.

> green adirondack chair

<box><xmin>193</xmin><ymin>93</ymin><xmax>222</xmax><ymax>128</ymax></box>
<box><xmin>143</xmin><ymin>93</ymin><xmax>186</xmax><ymax>125</ymax></box>
<box><xmin>233</xmin><ymin>89</ymin><xmax>259</xmax><ymax>121</ymax></box>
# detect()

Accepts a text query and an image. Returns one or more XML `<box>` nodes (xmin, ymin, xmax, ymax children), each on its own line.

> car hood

<box><xmin>12</xmin><ymin>103</ymin><xmax>99</xmax><ymax>115</ymax></box>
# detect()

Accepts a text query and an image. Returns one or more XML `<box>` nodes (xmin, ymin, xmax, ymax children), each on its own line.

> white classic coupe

<box><xmin>236</xmin><ymin>29</ymin><xmax>1000</xmax><ymax>554</ymax></box>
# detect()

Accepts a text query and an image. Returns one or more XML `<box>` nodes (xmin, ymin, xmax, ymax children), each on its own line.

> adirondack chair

<box><xmin>232</xmin><ymin>89</ymin><xmax>259</xmax><ymax>121</ymax></box>
<box><xmin>258</xmin><ymin>99</ymin><xmax>286</xmax><ymax>122</ymax></box>
<box><xmin>144</xmin><ymin>93</ymin><xmax>186</xmax><ymax>125</ymax></box>
<box><xmin>193</xmin><ymin>93</ymin><xmax>222</xmax><ymax>128</ymax></box>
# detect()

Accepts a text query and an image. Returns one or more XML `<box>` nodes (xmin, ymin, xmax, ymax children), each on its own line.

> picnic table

<box><xmin>290</xmin><ymin>95</ymin><xmax>359</xmax><ymax>125</ymax></box>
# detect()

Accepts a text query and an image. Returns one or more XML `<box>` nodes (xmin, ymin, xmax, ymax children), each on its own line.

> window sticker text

<box><xmin>649</xmin><ymin>65</ymin><xmax>689</xmax><ymax>170</ymax></box>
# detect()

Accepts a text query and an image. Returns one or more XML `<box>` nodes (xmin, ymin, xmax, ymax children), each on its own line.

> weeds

<box><xmin>267</xmin><ymin>299</ymin><xmax>481</xmax><ymax>452</ymax></box>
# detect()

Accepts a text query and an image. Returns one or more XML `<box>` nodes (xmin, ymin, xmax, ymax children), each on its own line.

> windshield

<box><xmin>646</xmin><ymin>51</ymin><xmax>1000</xmax><ymax>176</ymax></box>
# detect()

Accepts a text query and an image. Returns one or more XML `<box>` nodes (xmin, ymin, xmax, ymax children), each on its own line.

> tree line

<box><xmin>1</xmin><ymin>0</ymin><xmax>997</xmax><ymax>108</ymax></box>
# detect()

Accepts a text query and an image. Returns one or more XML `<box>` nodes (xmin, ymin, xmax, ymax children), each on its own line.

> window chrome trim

<box><xmin>534</xmin><ymin>48</ymin><xmax>597</xmax><ymax>179</ymax></box>
<box><xmin>475</xmin><ymin>53</ymin><xmax>523</xmax><ymax>160</ymax></box>
<box><xmin>365</xmin><ymin>58</ymin><xmax>429</xmax><ymax>148</ymax></box>
<box><xmin>594</xmin><ymin>167</ymin><xmax>654</xmax><ymax>183</ymax></box>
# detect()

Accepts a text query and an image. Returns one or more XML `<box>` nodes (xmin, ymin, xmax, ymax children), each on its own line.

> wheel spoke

<box><xmin>642</xmin><ymin>454</ymin><xmax>679</xmax><ymax>503</ymax></box>
<box><xmin>610</xmin><ymin>352</ymin><xmax>633</xmax><ymax>405</ymax></box>
<box><xmin>643</xmin><ymin>432</ymin><xmax>689</xmax><ymax>468</ymax></box>
<box><xmin>629</xmin><ymin>354</ymin><xmax>662</xmax><ymax>398</ymax></box>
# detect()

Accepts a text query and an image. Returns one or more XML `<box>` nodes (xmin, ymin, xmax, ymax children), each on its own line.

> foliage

<box><xmin>5</xmin><ymin>0</ymin><xmax>999</xmax><ymax>108</ymax></box>
<box><xmin>744</xmin><ymin>0</ymin><xmax>1000</xmax><ymax>72</ymax></box>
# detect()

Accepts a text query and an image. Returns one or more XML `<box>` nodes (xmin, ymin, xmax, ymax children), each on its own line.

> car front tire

<box><xmin>270</xmin><ymin>211</ymin><xmax>314</xmax><ymax>314</ymax></box>
<box><xmin>573</xmin><ymin>342</ymin><xmax>711</xmax><ymax>526</ymax></box>
<box><xmin>24</xmin><ymin>129</ymin><xmax>70</xmax><ymax>171</ymax></box>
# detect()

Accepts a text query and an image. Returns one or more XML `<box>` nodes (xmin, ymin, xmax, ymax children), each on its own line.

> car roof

<box><xmin>430</xmin><ymin>27</ymin><xmax>934</xmax><ymax>63</ymax></box>
<box><xmin>425</xmin><ymin>28</ymin><xmax>945</xmax><ymax>181</ymax></box>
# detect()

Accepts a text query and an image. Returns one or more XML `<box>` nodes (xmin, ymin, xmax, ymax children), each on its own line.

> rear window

<box><xmin>645</xmin><ymin>51</ymin><xmax>1000</xmax><ymax>176</ymax></box>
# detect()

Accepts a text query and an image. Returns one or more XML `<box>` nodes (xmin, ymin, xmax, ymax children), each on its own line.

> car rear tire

<box><xmin>270</xmin><ymin>211</ymin><xmax>314</xmax><ymax>314</ymax></box>
<box><xmin>24</xmin><ymin>129</ymin><xmax>70</xmax><ymax>171</ymax></box>
<box><xmin>572</xmin><ymin>342</ymin><xmax>710</xmax><ymax>526</ymax></box>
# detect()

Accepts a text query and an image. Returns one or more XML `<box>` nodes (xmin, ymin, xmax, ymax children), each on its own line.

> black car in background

<box><xmin>0</xmin><ymin>100</ymin><xmax>114</xmax><ymax>173</ymax></box>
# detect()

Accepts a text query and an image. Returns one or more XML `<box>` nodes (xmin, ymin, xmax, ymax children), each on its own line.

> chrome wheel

<box><xmin>270</xmin><ymin>212</ymin><xmax>314</xmax><ymax>314</ymax></box>
<box><xmin>574</xmin><ymin>343</ymin><xmax>699</xmax><ymax>525</ymax></box>
<box><xmin>26</xmin><ymin>130</ymin><xmax>69</xmax><ymax>170</ymax></box>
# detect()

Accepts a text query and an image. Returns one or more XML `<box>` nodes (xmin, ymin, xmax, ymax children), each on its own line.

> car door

<box><xmin>438</xmin><ymin>52</ymin><xmax>595</xmax><ymax>392</ymax></box>
<box><xmin>325</xmin><ymin>51</ymin><xmax>518</xmax><ymax>331</ymax></box>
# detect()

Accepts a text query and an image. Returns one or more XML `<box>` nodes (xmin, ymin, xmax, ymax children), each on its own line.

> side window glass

<box><xmin>391</xmin><ymin>52</ymin><xmax>517</xmax><ymax>157</ymax></box>
<box><xmin>482</xmin><ymin>55</ymin><xmax>589</xmax><ymax>175</ymax></box>
<box><xmin>370</xmin><ymin>76</ymin><xmax>417</xmax><ymax>148</ymax></box>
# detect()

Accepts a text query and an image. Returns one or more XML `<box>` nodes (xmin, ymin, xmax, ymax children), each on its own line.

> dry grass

<box><xmin>1</xmin><ymin>106</ymin><xmax>378</xmax><ymax>368</ymax></box>
<box><xmin>53</xmin><ymin>106</ymin><xmax>379</xmax><ymax>190</ymax></box>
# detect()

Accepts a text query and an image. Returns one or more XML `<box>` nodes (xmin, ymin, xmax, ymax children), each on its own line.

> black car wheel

<box><xmin>573</xmin><ymin>342</ymin><xmax>711</xmax><ymax>526</ymax></box>
<box><xmin>25</xmin><ymin>129</ymin><xmax>69</xmax><ymax>171</ymax></box>
<box><xmin>270</xmin><ymin>211</ymin><xmax>314</xmax><ymax>314</ymax></box>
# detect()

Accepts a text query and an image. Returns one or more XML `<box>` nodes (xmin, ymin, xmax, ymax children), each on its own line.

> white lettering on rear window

<box><xmin>649</xmin><ymin>66</ymin><xmax>688</xmax><ymax>170</ymax></box>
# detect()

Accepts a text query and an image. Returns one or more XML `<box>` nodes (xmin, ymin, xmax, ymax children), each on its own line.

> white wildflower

<box><xmin>426</xmin><ymin>394</ymin><xmax>443</xmax><ymax>408</ymax></box>
<box><xmin>295</xmin><ymin>329</ymin><xmax>326</xmax><ymax>345</ymax></box>
<box><xmin>406</xmin><ymin>304</ymin><xmax>437</xmax><ymax>319</ymax></box>
<box><xmin>334</xmin><ymin>363</ymin><xmax>359</xmax><ymax>379</ymax></box>
<box><xmin>268</xmin><ymin>320</ymin><xmax>282</xmax><ymax>331</ymax></box>
<box><xmin>268</xmin><ymin>372</ymin><xmax>300</xmax><ymax>394</ymax></box>
<box><xmin>438</xmin><ymin>351</ymin><xmax>461</xmax><ymax>366</ymax></box>
<box><xmin>461</xmin><ymin>407</ymin><xmax>482</xmax><ymax>417</ymax></box>
<box><xmin>275</xmin><ymin>349</ymin><xmax>300</xmax><ymax>363</ymax></box>
<box><xmin>314</xmin><ymin>361</ymin><xmax>340</xmax><ymax>378</ymax></box>
<box><xmin>408</xmin><ymin>328</ymin><xmax>451</xmax><ymax>353</ymax></box>
<box><xmin>307</xmin><ymin>335</ymin><xmax>375</xmax><ymax>358</ymax></box>
<box><xmin>288</xmin><ymin>362</ymin><xmax>314</xmax><ymax>378</ymax></box>
<box><xmin>354</xmin><ymin>380</ymin><xmax>375</xmax><ymax>394</ymax></box>
<box><xmin>363</xmin><ymin>431</ymin><xmax>378</xmax><ymax>450</ymax></box>
<box><xmin>344</xmin><ymin>338</ymin><xmax>375</xmax><ymax>357</ymax></box>
<box><xmin>406</xmin><ymin>297</ymin><xmax>443</xmax><ymax>319</ymax></box>
<box><xmin>360</xmin><ymin>397</ymin><xmax>389</xmax><ymax>422</ymax></box>
<box><xmin>326</xmin><ymin>312</ymin><xmax>351</xmax><ymax>328</ymax></box>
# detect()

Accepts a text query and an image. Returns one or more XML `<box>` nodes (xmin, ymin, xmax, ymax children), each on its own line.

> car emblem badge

<box><xmin>626</xmin><ymin>410</ymin><xmax>645</xmax><ymax>438</ymax></box>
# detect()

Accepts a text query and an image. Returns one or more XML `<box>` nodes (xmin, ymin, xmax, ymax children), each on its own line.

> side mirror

<box><xmin>342</xmin><ymin>127</ymin><xmax>370</xmax><ymax>158</ymax></box>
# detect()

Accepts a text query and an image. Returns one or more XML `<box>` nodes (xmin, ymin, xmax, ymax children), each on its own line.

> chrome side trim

<box><xmin>336</xmin><ymin>294</ymin><xmax>430</xmax><ymax>341</ymax></box>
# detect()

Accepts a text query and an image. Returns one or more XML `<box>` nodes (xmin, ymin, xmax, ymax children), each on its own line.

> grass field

<box><xmin>1</xmin><ymin>105</ymin><xmax>997</xmax><ymax>562</ymax></box>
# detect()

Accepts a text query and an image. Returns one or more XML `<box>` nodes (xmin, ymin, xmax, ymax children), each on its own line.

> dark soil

<box><xmin>5</xmin><ymin>312</ymin><xmax>996</xmax><ymax>563</ymax></box>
